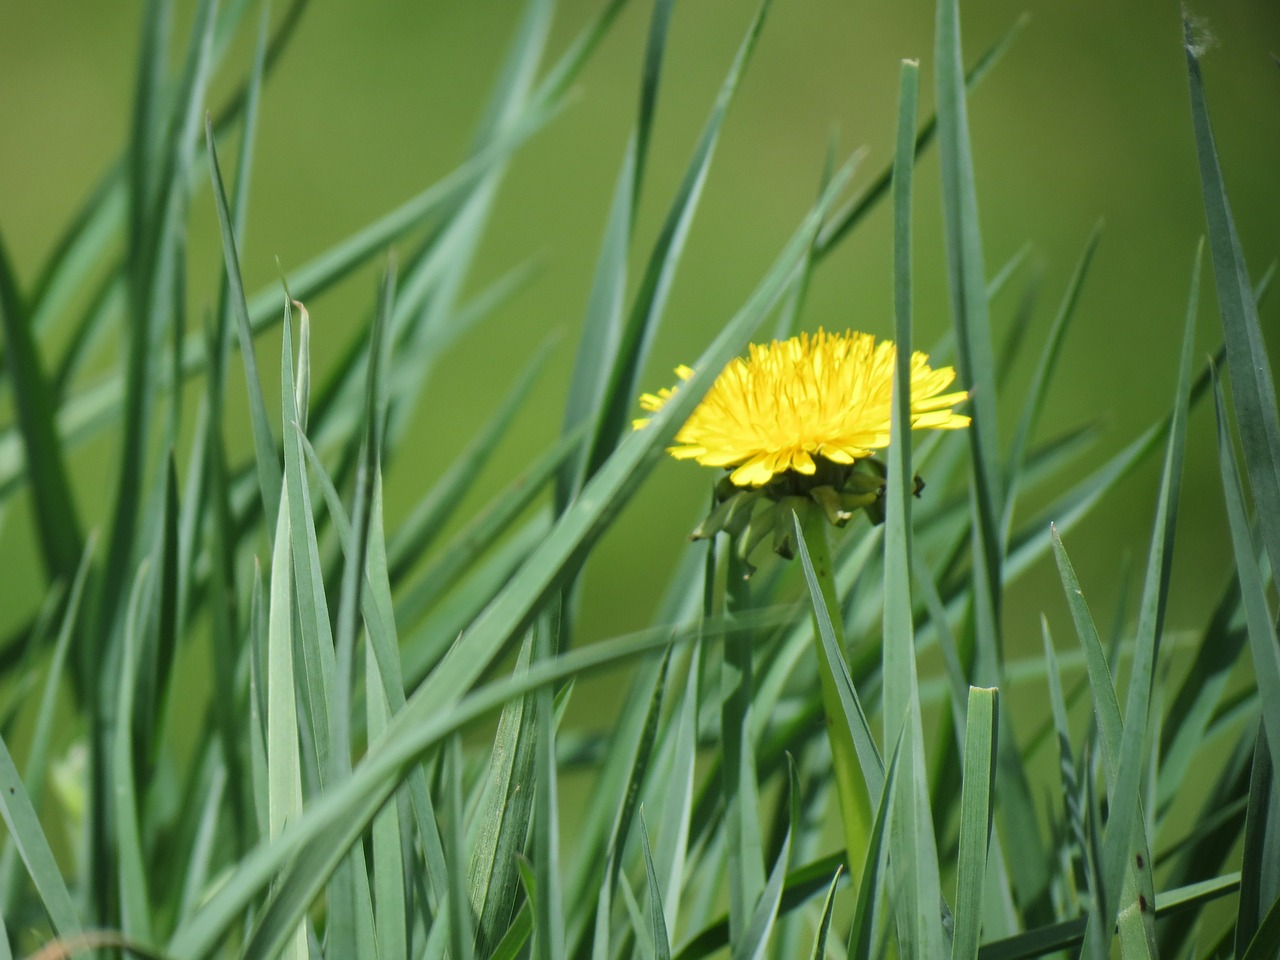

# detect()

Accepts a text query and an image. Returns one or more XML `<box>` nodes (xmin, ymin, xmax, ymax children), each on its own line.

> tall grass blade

<box><xmin>952</xmin><ymin>686</ymin><xmax>998</xmax><ymax>960</ymax></box>
<box><xmin>1212</xmin><ymin>368</ymin><xmax>1280</xmax><ymax>816</ymax></box>
<box><xmin>533</xmin><ymin>607</ymin><xmax>565</xmax><ymax>960</ymax></box>
<box><xmin>807</xmin><ymin>865</ymin><xmax>842</xmax><ymax>960</ymax></box>
<box><xmin>1186</xmin><ymin>21</ymin><xmax>1280</xmax><ymax>579</ymax></box>
<box><xmin>207</xmin><ymin>119</ymin><xmax>281</xmax><ymax>528</ymax></box>
<box><xmin>114</xmin><ymin>561</ymin><xmax>154</xmax><ymax>945</ymax></box>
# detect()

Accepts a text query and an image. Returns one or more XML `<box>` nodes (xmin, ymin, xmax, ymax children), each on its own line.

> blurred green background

<box><xmin>1</xmin><ymin>0</ymin><xmax>1278</xmax><ymax>661</ymax></box>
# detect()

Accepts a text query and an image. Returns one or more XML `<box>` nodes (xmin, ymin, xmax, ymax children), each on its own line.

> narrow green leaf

<box><xmin>206</xmin><ymin>118</ymin><xmax>281</xmax><ymax>529</ymax></box>
<box><xmin>265</xmin><ymin>480</ymin><xmax>304</xmax><ymax>960</ymax></box>
<box><xmin>0</xmin><ymin>231</ymin><xmax>83</xmax><ymax>582</ymax></box>
<box><xmin>1186</xmin><ymin>21</ymin><xmax>1280</xmax><ymax>579</ymax></box>
<box><xmin>1212</xmin><ymin>368</ymin><xmax>1280</xmax><ymax>803</ymax></box>
<box><xmin>952</xmin><ymin>687</ymin><xmax>998</xmax><ymax>960</ymax></box>
<box><xmin>1237</xmin><ymin>723</ymin><xmax>1278</xmax><ymax>954</ymax></box>
<box><xmin>807</xmin><ymin>866</ymin><xmax>843</xmax><ymax>960</ymax></box>
<box><xmin>367</xmin><ymin>643</ymin><xmax>407</xmax><ymax>960</ymax></box>
<box><xmin>640</xmin><ymin>814</ymin><xmax>671</xmax><ymax>960</ymax></box>
<box><xmin>446</xmin><ymin>738</ymin><xmax>476</xmax><ymax>960</ymax></box>
<box><xmin>0</xmin><ymin>732</ymin><xmax>83</xmax><ymax>943</ymax></box>
<box><xmin>468</xmin><ymin>632</ymin><xmax>538</xmax><ymax>958</ymax></box>
<box><xmin>114</xmin><ymin>561</ymin><xmax>155</xmax><ymax>945</ymax></box>
<box><xmin>532</xmin><ymin>602</ymin><xmax>565</xmax><ymax>960</ymax></box>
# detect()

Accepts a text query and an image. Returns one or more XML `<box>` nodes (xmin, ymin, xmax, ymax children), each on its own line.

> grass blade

<box><xmin>1186</xmin><ymin>20</ymin><xmax>1280</xmax><ymax>579</ymax></box>
<box><xmin>206</xmin><ymin>118</ymin><xmax>281</xmax><ymax>528</ymax></box>
<box><xmin>0</xmin><ymin>231</ymin><xmax>83</xmax><ymax>582</ymax></box>
<box><xmin>1212</xmin><ymin>368</ymin><xmax>1280</xmax><ymax>809</ymax></box>
<box><xmin>952</xmin><ymin>687</ymin><xmax>998</xmax><ymax>960</ymax></box>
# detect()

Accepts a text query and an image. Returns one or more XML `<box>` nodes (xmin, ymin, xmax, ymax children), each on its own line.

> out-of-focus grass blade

<box><xmin>207</xmin><ymin>118</ymin><xmax>281</xmax><ymax>528</ymax></box>
<box><xmin>0</xmin><ymin>232</ymin><xmax>83</xmax><ymax>582</ymax></box>
<box><xmin>468</xmin><ymin>631</ymin><xmax>538</xmax><ymax>958</ymax></box>
<box><xmin>533</xmin><ymin>607</ymin><xmax>566</xmax><ymax>960</ymax></box>
<box><xmin>366</xmin><ymin>643</ymin><xmax>407</xmax><ymax>960</ymax></box>
<box><xmin>114</xmin><ymin>561</ymin><xmax>154</xmax><ymax>944</ymax></box>
<box><xmin>807</xmin><ymin>866</ymin><xmax>842</xmax><ymax>960</ymax></box>
<box><xmin>1237</xmin><ymin>724</ymin><xmax>1277</xmax><ymax>954</ymax></box>
<box><xmin>952</xmin><ymin>686</ymin><xmax>998</xmax><ymax>960</ymax></box>
<box><xmin>1186</xmin><ymin>21</ymin><xmax>1280</xmax><ymax>579</ymax></box>
<box><xmin>585</xmin><ymin>0</ymin><xmax>774</xmax><ymax>480</ymax></box>
<box><xmin>1211</xmin><ymin>369</ymin><xmax>1280</xmax><ymax>792</ymax></box>
<box><xmin>557</xmin><ymin>0</ymin><xmax>673</xmax><ymax>507</ymax></box>
<box><xmin>445</xmin><ymin>738</ymin><xmax>476</xmax><ymax>960</ymax></box>
<box><xmin>0</xmin><ymin>729</ymin><xmax>83</xmax><ymax>943</ymax></box>
<box><xmin>813</xmin><ymin>15</ymin><xmax>1025</xmax><ymax>260</ymax></box>
<box><xmin>976</xmin><ymin>872</ymin><xmax>1240</xmax><ymax>960</ymax></box>
<box><xmin>176</xmin><ymin>760</ymin><xmax>226</xmax><ymax>925</ymax></box>
<box><xmin>1001</xmin><ymin>224</ymin><xmax>1101</xmax><ymax>543</ymax></box>
<box><xmin>640</xmin><ymin>814</ymin><xmax>672</xmax><ymax>960</ymax></box>
<box><xmin>0</xmin><ymin>534</ymin><xmax>93</xmax><ymax>919</ymax></box>
<box><xmin>388</xmin><ymin>340</ymin><xmax>552</xmax><ymax>580</ymax></box>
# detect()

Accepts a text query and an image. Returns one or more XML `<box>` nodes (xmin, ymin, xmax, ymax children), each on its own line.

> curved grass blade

<box><xmin>807</xmin><ymin>865</ymin><xmax>843</xmax><ymax>960</ymax></box>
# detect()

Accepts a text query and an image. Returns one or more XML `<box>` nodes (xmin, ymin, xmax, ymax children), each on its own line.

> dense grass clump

<box><xmin>0</xmin><ymin>2</ymin><xmax>1276</xmax><ymax>959</ymax></box>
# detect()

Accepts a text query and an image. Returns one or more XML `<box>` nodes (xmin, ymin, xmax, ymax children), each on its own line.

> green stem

<box><xmin>797</xmin><ymin>502</ymin><xmax>872</xmax><ymax>891</ymax></box>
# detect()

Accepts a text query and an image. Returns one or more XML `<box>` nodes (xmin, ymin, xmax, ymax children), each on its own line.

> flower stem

<box><xmin>797</xmin><ymin>502</ymin><xmax>873</xmax><ymax>890</ymax></box>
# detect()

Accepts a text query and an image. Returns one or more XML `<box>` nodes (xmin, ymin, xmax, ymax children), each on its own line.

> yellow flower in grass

<box><xmin>635</xmin><ymin>329</ymin><xmax>970</xmax><ymax>487</ymax></box>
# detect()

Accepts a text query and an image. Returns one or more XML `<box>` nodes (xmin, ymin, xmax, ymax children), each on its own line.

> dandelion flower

<box><xmin>635</xmin><ymin>329</ymin><xmax>969</xmax><ymax>488</ymax></box>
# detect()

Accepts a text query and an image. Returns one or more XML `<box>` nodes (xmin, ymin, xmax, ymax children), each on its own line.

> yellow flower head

<box><xmin>634</xmin><ymin>329</ymin><xmax>970</xmax><ymax>488</ymax></box>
